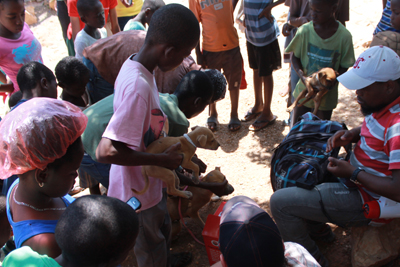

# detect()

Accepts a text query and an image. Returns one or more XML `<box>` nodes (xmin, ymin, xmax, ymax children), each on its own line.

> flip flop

<box><xmin>241</xmin><ymin>109</ymin><xmax>262</xmax><ymax>122</ymax></box>
<box><xmin>206</xmin><ymin>116</ymin><xmax>219</xmax><ymax>132</ymax></box>
<box><xmin>228</xmin><ymin>117</ymin><xmax>241</xmax><ymax>132</ymax></box>
<box><xmin>249</xmin><ymin>115</ymin><xmax>277</xmax><ymax>131</ymax></box>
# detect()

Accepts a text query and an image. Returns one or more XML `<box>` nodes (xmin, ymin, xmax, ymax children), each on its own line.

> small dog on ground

<box><xmin>287</xmin><ymin>67</ymin><xmax>339</xmax><ymax>115</ymax></box>
<box><xmin>167</xmin><ymin>167</ymin><xmax>234</xmax><ymax>239</ymax></box>
<box><xmin>132</xmin><ymin>126</ymin><xmax>220</xmax><ymax>199</ymax></box>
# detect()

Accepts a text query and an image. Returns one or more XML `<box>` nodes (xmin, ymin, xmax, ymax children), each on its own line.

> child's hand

<box><xmin>163</xmin><ymin>143</ymin><xmax>184</xmax><ymax>170</ymax></box>
<box><xmin>327</xmin><ymin>157</ymin><xmax>356</xmax><ymax>178</ymax></box>
<box><xmin>120</xmin><ymin>0</ymin><xmax>133</xmax><ymax>7</ymax></box>
<box><xmin>259</xmin><ymin>5</ymin><xmax>273</xmax><ymax>22</ymax></box>
<box><xmin>282</xmin><ymin>23</ymin><xmax>294</xmax><ymax>37</ymax></box>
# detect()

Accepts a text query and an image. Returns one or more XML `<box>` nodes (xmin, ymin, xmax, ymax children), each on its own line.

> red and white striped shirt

<box><xmin>350</xmin><ymin>95</ymin><xmax>400</xmax><ymax>198</ymax></box>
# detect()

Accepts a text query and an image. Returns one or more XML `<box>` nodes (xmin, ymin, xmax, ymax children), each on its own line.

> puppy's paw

<box><xmin>183</xmin><ymin>191</ymin><xmax>193</xmax><ymax>199</ymax></box>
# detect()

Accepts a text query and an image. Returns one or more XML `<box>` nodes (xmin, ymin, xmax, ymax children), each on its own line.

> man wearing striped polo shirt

<box><xmin>270</xmin><ymin>46</ymin><xmax>400</xmax><ymax>266</ymax></box>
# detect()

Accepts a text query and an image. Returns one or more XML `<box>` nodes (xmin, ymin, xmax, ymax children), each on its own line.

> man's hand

<box><xmin>190</xmin><ymin>155</ymin><xmax>207</xmax><ymax>173</ymax></box>
<box><xmin>282</xmin><ymin>23</ymin><xmax>294</xmax><ymax>37</ymax></box>
<box><xmin>259</xmin><ymin>4</ymin><xmax>273</xmax><ymax>22</ymax></box>
<box><xmin>326</xmin><ymin>130</ymin><xmax>354</xmax><ymax>152</ymax></box>
<box><xmin>162</xmin><ymin>143</ymin><xmax>183</xmax><ymax>170</ymax></box>
<box><xmin>327</xmin><ymin>157</ymin><xmax>356</xmax><ymax>178</ymax></box>
<box><xmin>120</xmin><ymin>0</ymin><xmax>133</xmax><ymax>7</ymax></box>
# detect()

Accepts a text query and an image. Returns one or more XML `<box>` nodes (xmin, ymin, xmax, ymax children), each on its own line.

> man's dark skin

<box><xmin>326</xmin><ymin>80</ymin><xmax>400</xmax><ymax>202</ymax></box>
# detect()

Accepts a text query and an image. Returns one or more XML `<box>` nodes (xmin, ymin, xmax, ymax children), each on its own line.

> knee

<box><xmin>270</xmin><ymin>189</ymin><xmax>290</xmax><ymax>217</ymax></box>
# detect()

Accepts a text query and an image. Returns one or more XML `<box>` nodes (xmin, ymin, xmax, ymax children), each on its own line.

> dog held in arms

<box><xmin>167</xmin><ymin>167</ymin><xmax>234</xmax><ymax>239</ymax></box>
<box><xmin>287</xmin><ymin>67</ymin><xmax>339</xmax><ymax>114</ymax></box>
<box><xmin>132</xmin><ymin>126</ymin><xmax>220</xmax><ymax>199</ymax></box>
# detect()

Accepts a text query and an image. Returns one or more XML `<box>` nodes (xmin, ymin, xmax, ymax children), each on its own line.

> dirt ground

<box><xmin>22</xmin><ymin>0</ymin><xmax>394</xmax><ymax>266</ymax></box>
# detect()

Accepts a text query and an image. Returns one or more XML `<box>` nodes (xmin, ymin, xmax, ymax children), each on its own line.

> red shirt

<box><xmin>66</xmin><ymin>0</ymin><xmax>117</xmax><ymax>39</ymax></box>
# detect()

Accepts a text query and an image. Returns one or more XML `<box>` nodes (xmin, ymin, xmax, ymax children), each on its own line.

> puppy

<box><xmin>167</xmin><ymin>167</ymin><xmax>234</xmax><ymax>239</ymax></box>
<box><xmin>287</xmin><ymin>67</ymin><xmax>339</xmax><ymax>115</ymax></box>
<box><xmin>132</xmin><ymin>126</ymin><xmax>220</xmax><ymax>199</ymax></box>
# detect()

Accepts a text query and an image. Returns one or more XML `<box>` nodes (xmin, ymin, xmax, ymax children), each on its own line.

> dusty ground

<box><xmin>20</xmin><ymin>0</ymin><xmax>392</xmax><ymax>266</ymax></box>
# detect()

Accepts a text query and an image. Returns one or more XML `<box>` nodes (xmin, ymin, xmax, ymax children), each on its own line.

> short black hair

<box><xmin>16</xmin><ymin>62</ymin><xmax>56</xmax><ymax>94</ymax></box>
<box><xmin>174</xmin><ymin>70</ymin><xmax>213</xmax><ymax>103</ymax></box>
<box><xmin>77</xmin><ymin>0</ymin><xmax>101</xmax><ymax>17</ymax></box>
<box><xmin>55</xmin><ymin>57</ymin><xmax>90</xmax><ymax>89</ymax></box>
<box><xmin>145</xmin><ymin>4</ymin><xmax>200</xmax><ymax>50</ymax></box>
<box><xmin>142</xmin><ymin>0</ymin><xmax>165</xmax><ymax>11</ymax></box>
<box><xmin>8</xmin><ymin>90</ymin><xmax>22</xmax><ymax>108</ymax></box>
<box><xmin>55</xmin><ymin>195</ymin><xmax>139</xmax><ymax>266</ymax></box>
<box><xmin>203</xmin><ymin>69</ymin><xmax>227</xmax><ymax>102</ymax></box>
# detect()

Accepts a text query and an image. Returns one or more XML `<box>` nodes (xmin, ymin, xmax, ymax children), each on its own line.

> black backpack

<box><xmin>270</xmin><ymin>112</ymin><xmax>351</xmax><ymax>191</ymax></box>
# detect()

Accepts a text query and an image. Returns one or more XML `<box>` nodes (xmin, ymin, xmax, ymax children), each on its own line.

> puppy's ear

<box><xmin>197</xmin><ymin>135</ymin><xmax>207</xmax><ymax>147</ymax></box>
<box><xmin>191</xmin><ymin>126</ymin><xmax>199</xmax><ymax>131</ymax></box>
<box><xmin>318</xmin><ymin>72</ymin><xmax>326</xmax><ymax>80</ymax></box>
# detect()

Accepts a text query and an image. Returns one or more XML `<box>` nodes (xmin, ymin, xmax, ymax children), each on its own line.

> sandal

<box><xmin>206</xmin><ymin>116</ymin><xmax>219</xmax><ymax>132</ymax></box>
<box><xmin>241</xmin><ymin>109</ymin><xmax>262</xmax><ymax>122</ymax></box>
<box><xmin>170</xmin><ymin>252</ymin><xmax>192</xmax><ymax>267</ymax></box>
<box><xmin>228</xmin><ymin>117</ymin><xmax>241</xmax><ymax>132</ymax></box>
<box><xmin>249</xmin><ymin>115</ymin><xmax>277</xmax><ymax>131</ymax></box>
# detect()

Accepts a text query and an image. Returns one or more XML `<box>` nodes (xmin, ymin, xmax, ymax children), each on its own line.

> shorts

<box><xmin>202</xmin><ymin>46</ymin><xmax>242</xmax><ymax>90</ymax></box>
<box><xmin>247</xmin><ymin>39</ymin><xmax>282</xmax><ymax>77</ymax></box>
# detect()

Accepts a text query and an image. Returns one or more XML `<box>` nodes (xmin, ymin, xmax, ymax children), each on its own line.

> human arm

<box><xmin>258</xmin><ymin>0</ymin><xmax>285</xmax><ymax>21</ymax></box>
<box><xmin>195</xmin><ymin>43</ymin><xmax>206</xmax><ymax>68</ymax></box>
<box><xmin>0</xmin><ymin>71</ymin><xmax>7</xmax><ymax>83</ymax></box>
<box><xmin>96</xmin><ymin>138</ymin><xmax>183</xmax><ymax>170</ymax></box>
<box><xmin>232</xmin><ymin>0</ymin><xmax>239</xmax><ymax>11</ymax></box>
<box><xmin>176</xmin><ymin>171</ymin><xmax>230</xmax><ymax>197</ymax></box>
<box><xmin>291</xmin><ymin>54</ymin><xmax>308</xmax><ymax>86</ymax></box>
<box><xmin>326</xmin><ymin>127</ymin><xmax>361</xmax><ymax>152</ymax></box>
<box><xmin>288</xmin><ymin>14</ymin><xmax>310</xmax><ymax>28</ymax></box>
<box><xmin>109</xmin><ymin>8</ymin><xmax>121</xmax><ymax>34</ymax></box>
<box><xmin>70</xmin><ymin>16</ymin><xmax>81</xmax><ymax>41</ymax></box>
<box><xmin>23</xmin><ymin>233</ymin><xmax>61</xmax><ymax>259</ymax></box>
<box><xmin>0</xmin><ymin>83</ymin><xmax>14</xmax><ymax>93</ymax></box>
<box><xmin>383</xmin><ymin>0</ymin><xmax>387</xmax><ymax>9</ymax></box>
<box><xmin>327</xmin><ymin>158</ymin><xmax>400</xmax><ymax>202</ymax></box>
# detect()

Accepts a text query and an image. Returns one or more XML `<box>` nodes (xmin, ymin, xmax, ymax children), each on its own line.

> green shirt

<box><xmin>159</xmin><ymin>93</ymin><xmax>189</xmax><ymax>137</ymax></box>
<box><xmin>3</xmin><ymin>246</ymin><xmax>61</xmax><ymax>267</ymax></box>
<box><xmin>285</xmin><ymin>21</ymin><xmax>355</xmax><ymax>110</ymax></box>
<box><xmin>123</xmin><ymin>21</ymin><xmax>146</xmax><ymax>31</ymax></box>
<box><xmin>81</xmin><ymin>94</ymin><xmax>189</xmax><ymax>161</ymax></box>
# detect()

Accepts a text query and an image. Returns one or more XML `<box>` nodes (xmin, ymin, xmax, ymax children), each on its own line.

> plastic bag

<box><xmin>0</xmin><ymin>98</ymin><xmax>88</xmax><ymax>179</ymax></box>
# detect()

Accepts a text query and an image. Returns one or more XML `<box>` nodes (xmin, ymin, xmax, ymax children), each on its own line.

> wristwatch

<box><xmin>350</xmin><ymin>167</ymin><xmax>364</xmax><ymax>185</ymax></box>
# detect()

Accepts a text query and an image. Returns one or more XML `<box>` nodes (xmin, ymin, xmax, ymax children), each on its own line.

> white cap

<box><xmin>338</xmin><ymin>46</ymin><xmax>400</xmax><ymax>90</ymax></box>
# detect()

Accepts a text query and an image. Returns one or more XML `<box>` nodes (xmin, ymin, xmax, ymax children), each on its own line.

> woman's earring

<box><xmin>35</xmin><ymin>169</ymin><xmax>45</xmax><ymax>188</ymax></box>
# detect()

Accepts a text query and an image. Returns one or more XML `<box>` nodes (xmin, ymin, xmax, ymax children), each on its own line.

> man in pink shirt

<box><xmin>96</xmin><ymin>4</ymin><xmax>200</xmax><ymax>267</ymax></box>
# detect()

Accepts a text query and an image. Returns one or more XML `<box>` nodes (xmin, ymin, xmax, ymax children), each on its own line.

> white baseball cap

<box><xmin>338</xmin><ymin>46</ymin><xmax>400</xmax><ymax>90</ymax></box>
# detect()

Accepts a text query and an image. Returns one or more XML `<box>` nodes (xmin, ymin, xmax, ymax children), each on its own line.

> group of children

<box><xmin>0</xmin><ymin>0</ymin><xmax>398</xmax><ymax>266</ymax></box>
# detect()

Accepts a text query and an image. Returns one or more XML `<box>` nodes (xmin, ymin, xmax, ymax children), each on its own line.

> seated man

<box><xmin>2</xmin><ymin>195</ymin><xmax>139</xmax><ymax>266</ymax></box>
<box><xmin>213</xmin><ymin>195</ymin><xmax>321</xmax><ymax>267</ymax></box>
<box><xmin>270</xmin><ymin>46</ymin><xmax>400</xmax><ymax>267</ymax></box>
<box><xmin>82</xmin><ymin>30</ymin><xmax>199</xmax><ymax>103</ymax></box>
<box><xmin>80</xmin><ymin>69</ymin><xmax>229</xmax><ymax>194</ymax></box>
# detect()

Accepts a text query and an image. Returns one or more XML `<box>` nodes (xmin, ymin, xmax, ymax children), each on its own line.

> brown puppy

<box><xmin>287</xmin><ymin>67</ymin><xmax>339</xmax><ymax>115</ymax></box>
<box><xmin>167</xmin><ymin>167</ymin><xmax>234</xmax><ymax>239</ymax></box>
<box><xmin>132</xmin><ymin>127</ymin><xmax>220</xmax><ymax>199</ymax></box>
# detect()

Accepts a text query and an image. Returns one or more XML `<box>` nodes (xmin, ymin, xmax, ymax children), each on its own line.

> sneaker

<box><xmin>309</xmin><ymin>224</ymin><xmax>336</xmax><ymax>243</ymax></box>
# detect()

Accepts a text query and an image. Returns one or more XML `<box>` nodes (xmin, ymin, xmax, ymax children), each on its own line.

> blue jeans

<box><xmin>83</xmin><ymin>57</ymin><xmax>114</xmax><ymax>104</ymax></box>
<box><xmin>270</xmin><ymin>183</ymin><xmax>370</xmax><ymax>260</ymax></box>
<box><xmin>78</xmin><ymin>154</ymin><xmax>110</xmax><ymax>188</ymax></box>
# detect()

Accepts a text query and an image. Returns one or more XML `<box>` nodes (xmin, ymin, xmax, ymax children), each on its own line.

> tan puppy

<box><xmin>287</xmin><ymin>67</ymin><xmax>339</xmax><ymax>115</ymax></box>
<box><xmin>132</xmin><ymin>126</ymin><xmax>220</xmax><ymax>199</ymax></box>
<box><xmin>167</xmin><ymin>167</ymin><xmax>235</xmax><ymax>239</ymax></box>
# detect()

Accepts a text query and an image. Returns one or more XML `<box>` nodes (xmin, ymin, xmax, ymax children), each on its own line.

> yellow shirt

<box><xmin>116</xmin><ymin>0</ymin><xmax>143</xmax><ymax>17</ymax></box>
